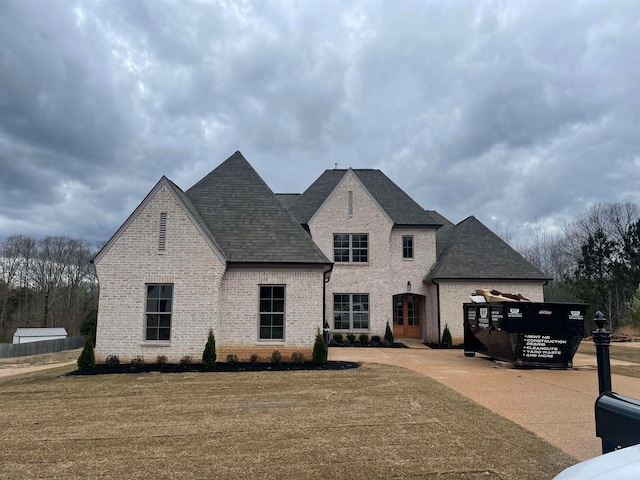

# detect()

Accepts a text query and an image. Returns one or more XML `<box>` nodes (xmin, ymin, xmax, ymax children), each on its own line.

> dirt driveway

<box><xmin>329</xmin><ymin>343</ymin><xmax>640</xmax><ymax>462</ymax></box>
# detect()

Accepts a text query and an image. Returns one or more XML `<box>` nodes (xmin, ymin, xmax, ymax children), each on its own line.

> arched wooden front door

<box><xmin>392</xmin><ymin>293</ymin><xmax>423</xmax><ymax>339</ymax></box>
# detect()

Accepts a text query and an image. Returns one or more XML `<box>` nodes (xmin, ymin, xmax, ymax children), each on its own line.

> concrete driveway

<box><xmin>329</xmin><ymin>341</ymin><xmax>640</xmax><ymax>462</ymax></box>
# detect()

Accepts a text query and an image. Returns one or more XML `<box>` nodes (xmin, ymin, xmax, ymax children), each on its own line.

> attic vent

<box><xmin>159</xmin><ymin>212</ymin><xmax>167</xmax><ymax>251</ymax></box>
<box><xmin>348</xmin><ymin>191</ymin><xmax>353</xmax><ymax>216</ymax></box>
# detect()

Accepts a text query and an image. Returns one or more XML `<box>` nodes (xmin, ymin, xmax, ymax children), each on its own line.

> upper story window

<box><xmin>145</xmin><ymin>284</ymin><xmax>172</xmax><ymax>341</ymax></box>
<box><xmin>334</xmin><ymin>233</ymin><xmax>368</xmax><ymax>263</ymax></box>
<box><xmin>403</xmin><ymin>235</ymin><xmax>413</xmax><ymax>259</ymax></box>
<box><xmin>259</xmin><ymin>285</ymin><xmax>285</xmax><ymax>340</ymax></box>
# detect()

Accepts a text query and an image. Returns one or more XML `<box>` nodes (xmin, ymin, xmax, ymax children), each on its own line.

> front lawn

<box><xmin>0</xmin><ymin>363</ymin><xmax>575</xmax><ymax>479</ymax></box>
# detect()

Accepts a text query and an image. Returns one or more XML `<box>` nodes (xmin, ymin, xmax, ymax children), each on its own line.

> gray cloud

<box><xmin>0</xmin><ymin>0</ymin><xmax>639</xmax><ymax>245</ymax></box>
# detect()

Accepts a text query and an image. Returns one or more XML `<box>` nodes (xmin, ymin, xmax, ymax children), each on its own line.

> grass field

<box><xmin>578</xmin><ymin>341</ymin><xmax>640</xmax><ymax>378</ymax></box>
<box><xmin>0</xmin><ymin>361</ymin><xmax>575</xmax><ymax>480</ymax></box>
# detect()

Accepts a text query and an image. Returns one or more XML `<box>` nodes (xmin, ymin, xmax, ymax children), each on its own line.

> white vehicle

<box><xmin>553</xmin><ymin>445</ymin><xmax>640</xmax><ymax>479</ymax></box>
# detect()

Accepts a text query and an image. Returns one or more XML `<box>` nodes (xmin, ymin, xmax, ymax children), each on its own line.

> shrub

<box><xmin>371</xmin><ymin>335</ymin><xmax>381</xmax><ymax>344</ymax></box>
<box><xmin>226</xmin><ymin>354</ymin><xmax>239</xmax><ymax>365</ymax></box>
<box><xmin>346</xmin><ymin>334</ymin><xmax>356</xmax><ymax>345</ymax></box>
<box><xmin>249</xmin><ymin>353</ymin><xmax>259</xmax><ymax>365</ymax></box>
<box><xmin>77</xmin><ymin>335</ymin><xmax>96</xmax><ymax>370</ymax></box>
<box><xmin>270</xmin><ymin>350</ymin><xmax>282</xmax><ymax>365</ymax></box>
<box><xmin>156</xmin><ymin>355</ymin><xmax>168</xmax><ymax>367</ymax></box>
<box><xmin>332</xmin><ymin>333</ymin><xmax>343</xmax><ymax>344</ymax></box>
<box><xmin>384</xmin><ymin>322</ymin><xmax>394</xmax><ymax>344</ymax></box>
<box><xmin>130</xmin><ymin>356</ymin><xmax>145</xmax><ymax>368</ymax></box>
<box><xmin>312</xmin><ymin>329</ymin><xmax>328</xmax><ymax>365</ymax></box>
<box><xmin>441</xmin><ymin>324</ymin><xmax>453</xmax><ymax>348</ymax></box>
<box><xmin>291</xmin><ymin>351</ymin><xmax>305</xmax><ymax>364</ymax></box>
<box><xmin>359</xmin><ymin>333</ymin><xmax>369</xmax><ymax>344</ymax></box>
<box><xmin>105</xmin><ymin>355</ymin><xmax>120</xmax><ymax>368</ymax></box>
<box><xmin>179</xmin><ymin>355</ymin><xmax>193</xmax><ymax>366</ymax></box>
<box><xmin>202</xmin><ymin>329</ymin><xmax>217</xmax><ymax>369</ymax></box>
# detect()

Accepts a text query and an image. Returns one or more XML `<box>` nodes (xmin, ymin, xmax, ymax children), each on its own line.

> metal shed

<box><xmin>12</xmin><ymin>328</ymin><xmax>68</xmax><ymax>344</ymax></box>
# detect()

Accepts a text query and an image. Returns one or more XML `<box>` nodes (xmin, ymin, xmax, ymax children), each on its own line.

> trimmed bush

<box><xmin>105</xmin><ymin>355</ymin><xmax>120</xmax><ymax>368</ymax></box>
<box><xmin>179</xmin><ymin>355</ymin><xmax>193</xmax><ymax>366</ymax></box>
<box><xmin>226</xmin><ymin>354</ymin><xmax>239</xmax><ymax>365</ymax></box>
<box><xmin>358</xmin><ymin>333</ymin><xmax>369</xmax><ymax>344</ymax></box>
<box><xmin>130</xmin><ymin>356</ymin><xmax>145</xmax><ymax>368</ymax></box>
<box><xmin>384</xmin><ymin>322</ymin><xmax>394</xmax><ymax>344</ymax></box>
<box><xmin>202</xmin><ymin>329</ymin><xmax>217</xmax><ymax>369</ymax></box>
<box><xmin>291</xmin><ymin>351</ymin><xmax>305</xmax><ymax>364</ymax></box>
<box><xmin>271</xmin><ymin>350</ymin><xmax>282</xmax><ymax>365</ymax></box>
<box><xmin>346</xmin><ymin>334</ymin><xmax>356</xmax><ymax>345</ymax></box>
<box><xmin>249</xmin><ymin>353</ymin><xmax>259</xmax><ymax>365</ymax></box>
<box><xmin>77</xmin><ymin>335</ymin><xmax>96</xmax><ymax>370</ymax></box>
<box><xmin>441</xmin><ymin>324</ymin><xmax>453</xmax><ymax>348</ymax></box>
<box><xmin>332</xmin><ymin>333</ymin><xmax>343</xmax><ymax>344</ymax></box>
<box><xmin>156</xmin><ymin>355</ymin><xmax>168</xmax><ymax>367</ymax></box>
<box><xmin>312</xmin><ymin>329</ymin><xmax>328</xmax><ymax>364</ymax></box>
<box><xmin>371</xmin><ymin>335</ymin><xmax>381</xmax><ymax>344</ymax></box>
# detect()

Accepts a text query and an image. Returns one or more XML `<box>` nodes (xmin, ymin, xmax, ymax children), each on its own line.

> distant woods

<box><xmin>0</xmin><ymin>235</ymin><xmax>99</xmax><ymax>342</ymax></box>
<box><xmin>514</xmin><ymin>203</ymin><xmax>640</xmax><ymax>332</ymax></box>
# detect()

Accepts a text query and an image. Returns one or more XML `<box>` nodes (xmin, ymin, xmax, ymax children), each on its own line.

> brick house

<box><xmin>281</xmin><ymin>168</ymin><xmax>549</xmax><ymax>344</ymax></box>
<box><xmin>93</xmin><ymin>151</ymin><xmax>548</xmax><ymax>362</ymax></box>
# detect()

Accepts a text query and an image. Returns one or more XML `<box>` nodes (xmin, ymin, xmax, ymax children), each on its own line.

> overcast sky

<box><xmin>1</xmin><ymin>0</ymin><xmax>639</xmax><ymax>247</ymax></box>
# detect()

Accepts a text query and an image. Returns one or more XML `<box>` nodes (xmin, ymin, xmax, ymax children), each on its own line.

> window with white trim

<box><xmin>333</xmin><ymin>294</ymin><xmax>369</xmax><ymax>330</ymax></box>
<box><xmin>333</xmin><ymin>234</ymin><xmax>368</xmax><ymax>263</ymax></box>
<box><xmin>259</xmin><ymin>285</ymin><xmax>285</xmax><ymax>340</ymax></box>
<box><xmin>145</xmin><ymin>284</ymin><xmax>172</xmax><ymax>341</ymax></box>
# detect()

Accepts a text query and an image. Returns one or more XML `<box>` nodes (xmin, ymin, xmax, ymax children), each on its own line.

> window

<box><xmin>403</xmin><ymin>235</ymin><xmax>413</xmax><ymax>259</ymax></box>
<box><xmin>333</xmin><ymin>234</ymin><xmax>368</xmax><ymax>263</ymax></box>
<box><xmin>259</xmin><ymin>285</ymin><xmax>285</xmax><ymax>340</ymax></box>
<box><xmin>145</xmin><ymin>284</ymin><xmax>172</xmax><ymax>341</ymax></box>
<box><xmin>333</xmin><ymin>294</ymin><xmax>369</xmax><ymax>330</ymax></box>
<box><xmin>348</xmin><ymin>190</ymin><xmax>353</xmax><ymax>216</ymax></box>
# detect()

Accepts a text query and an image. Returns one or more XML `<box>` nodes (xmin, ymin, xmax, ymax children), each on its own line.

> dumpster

<box><xmin>463</xmin><ymin>302</ymin><xmax>588</xmax><ymax>368</ymax></box>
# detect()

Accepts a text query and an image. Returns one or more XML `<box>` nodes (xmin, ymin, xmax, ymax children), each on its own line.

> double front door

<box><xmin>393</xmin><ymin>293</ymin><xmax>423</xmax><ymax>339</ymax></box>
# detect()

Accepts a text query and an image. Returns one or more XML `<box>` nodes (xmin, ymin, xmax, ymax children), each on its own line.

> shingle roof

<box><xmin>186</xmin><ymin>152</ymin><xmax>331</xmax><ymax>264</ymax></box>
<box><xmin>275</xmin><ymin>193</ymin><xmax>301</xmax><ymax>210</ymax></box>
<box><xmin>288</xmin><ymin>169</ymin><xmax>443</xmax><ymax>226</ymax></box>
<box><xmin>14</xmin><ymin>328</ymin><xmax>68</xmax><ymax>337</ymax></box>
<box><xmin>425</xmin><ymin>216</ymin><xmax>550</xmax><ymax>281</ymax></box>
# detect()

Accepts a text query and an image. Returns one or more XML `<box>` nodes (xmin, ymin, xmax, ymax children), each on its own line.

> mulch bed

<box><xmin>67</xmin><ymin>360</ymin><xmax>361</xmax><ymax>376</ymax></box>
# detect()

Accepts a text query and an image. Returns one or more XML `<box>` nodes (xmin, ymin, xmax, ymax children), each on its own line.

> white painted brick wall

<box><xmin>218</xmin><ymin>267</ymin><xmax>325</xmax><ymax>348</ymax></box>
<box><xmin>94</xmin><ymin>184</ymin><xmax>227</xmax><ymax>363</ymax></box>
<box><xmin>308</xmin><ymin>172</ymin><xmax>437</xmax><ymax>339</ymax></box>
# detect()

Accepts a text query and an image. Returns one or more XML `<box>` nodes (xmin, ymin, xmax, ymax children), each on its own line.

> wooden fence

<box><xmin>0</xmin><ymin>336</ymin><xmax>86</xmax><ymax>359</ymax></box>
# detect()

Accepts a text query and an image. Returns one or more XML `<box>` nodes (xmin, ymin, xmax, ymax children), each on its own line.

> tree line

<box><xmin>0</xmin><ymin>235</ymin><xmax>99</xmax><ymax>343</ymax></box>
<box><xmin>515</xmin><ymin>203</ymin><xmax>640</xmax><ymax>332</ymax></box>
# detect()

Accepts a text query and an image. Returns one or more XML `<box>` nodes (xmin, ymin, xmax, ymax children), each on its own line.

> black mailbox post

<box><xmin>593</xmin><ymin>311</ymin><xmax>640</xmax><ymax>454</ymax></box>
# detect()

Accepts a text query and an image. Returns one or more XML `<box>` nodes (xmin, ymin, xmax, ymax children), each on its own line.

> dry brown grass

<box><xmin>0</xmin><ymin>348</ymin><xmax>82</xmax><ymax>366</ymax></box>
<box><xmin>578</xmin><ymin>341</ymin><xmax>640</xmax><ymax>378</ymax></box>
<box><xmin>0</xmin><ymin>363</ymin><xmax>575</xmax><ymax>480</ymax></box>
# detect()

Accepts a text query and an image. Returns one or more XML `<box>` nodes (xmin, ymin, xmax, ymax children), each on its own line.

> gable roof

<box><xmin>186</xmin><ymin>152</ymin><xmax>331</xmax><ymax>264</ymax></box>
<box><xmin>425</xmin><ymin>216</ymin><xmax>550</xmax><ymax>281</ymax></box>
<box><xmin>14</xmin><ymin>328</ymin><xmax>68</xmax><ymax>337</ymax></box>
<box><xmin>288</xmin><ymin>169</ymin><xmax>443</xmax><ymax>227</ymax></box>
<box><xmin>93</xmin><ymin>176</ymin><xmax>226</xmax><ymax>265</ymax></box>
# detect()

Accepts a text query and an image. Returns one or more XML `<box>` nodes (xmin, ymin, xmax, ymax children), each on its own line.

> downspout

<box><xmin>432</xmin><ymin>279</ymin><xmax>441</xmax><ymax>345</ymax></box>
<box><xmin>323</xmin><ymin>264</ymin><xmax>334</xmax><ymax>344</ymax></box>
